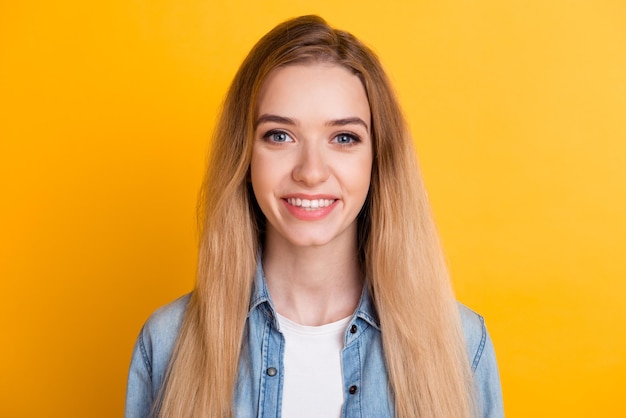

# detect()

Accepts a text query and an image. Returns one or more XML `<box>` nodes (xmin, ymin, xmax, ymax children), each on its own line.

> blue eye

<box><xmin>333</xmin><ymin>133</ymin><xmax>359</xmax><ymax>145</ymax></box>
<box><xmin>263</xmin><ymin>130</ymin><xmax>292</xmax><ymax>143</ymax></box>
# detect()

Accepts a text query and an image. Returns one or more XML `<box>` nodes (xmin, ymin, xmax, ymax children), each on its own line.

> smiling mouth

<box><xmin>286</xmin><ymin>198</ymin><xmax>337</xmax><ymax>210</ymax></box>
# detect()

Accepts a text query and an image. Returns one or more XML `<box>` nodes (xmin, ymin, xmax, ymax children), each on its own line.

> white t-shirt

<box><xmin>277</xmin><ymin>313</ymin><xmax>351</xmax><ymax>418</ymax></box>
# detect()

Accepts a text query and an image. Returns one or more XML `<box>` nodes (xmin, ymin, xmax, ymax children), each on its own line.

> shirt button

<box><xmin>349</xmin><ymin>385</ymin><xmax>358</xmax><ymax>394</ymax></box>
<box><xmin>350</xmin><ymin>324</ymin><xmax>357</xmax><ymax>334</ymax></box>
<box><xmin>266</xmin><ymin>367</ymin><xmax>277</xmax><ymax>377</ymax></box>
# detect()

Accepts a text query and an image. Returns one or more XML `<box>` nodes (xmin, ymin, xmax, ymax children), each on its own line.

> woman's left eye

<box><xmin>333</xmin><ymin>133</ymin><xmax>360</xmax><ymax>145</ymax></box>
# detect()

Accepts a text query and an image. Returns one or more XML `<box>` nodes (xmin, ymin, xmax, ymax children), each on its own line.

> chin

<box><xmin>287</xmin><ymin>236</ymin><xmax>334</xmax><ymax>248</ymax></box>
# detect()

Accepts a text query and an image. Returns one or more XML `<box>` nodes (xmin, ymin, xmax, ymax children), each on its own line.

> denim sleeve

<box><xmin>473</xmin><ymin>322</ymin><xmax>504</xmax><ymax>418</ymax></box>
<box><xmin>459</xmin><ymin>304</ymin><xmax>504</xmax><ymax>417</ymax></box>
<box><xmin>125</xmin><ymin>325</ymin><xmax>154</xmax><ymax>418</ymax></box>
<box><xmin>124</xmin><ymin>295</ymin><xmax>190</xmax><ymax>418</ymax></box>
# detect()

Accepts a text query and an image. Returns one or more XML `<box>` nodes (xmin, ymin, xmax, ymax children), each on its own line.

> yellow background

<box><xmin>1</xmin><ymin>1</ymin><xmax>625</xmax><ymax>416</ymax></box>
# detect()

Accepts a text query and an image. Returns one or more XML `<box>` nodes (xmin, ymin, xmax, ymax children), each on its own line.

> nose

<box><xmin>292</xmin><ymin>143</ymin><xmax>330</xmax><ymax>186</ymax></box>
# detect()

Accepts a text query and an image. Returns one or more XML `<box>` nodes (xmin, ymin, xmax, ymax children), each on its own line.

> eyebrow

<box><xmin>255</xmin><ymin>114</ymin><xmax>370</xmax><ymax>132</ymax></box>
<box><xmin>326</xmin><ymin>117</ymin><xmax>369</xmax><ymax>132</ymax></box>
<box><xmin>255</xmin><ymin>114</ymin><xmax>296</xmax><ymax>127</ymax></box>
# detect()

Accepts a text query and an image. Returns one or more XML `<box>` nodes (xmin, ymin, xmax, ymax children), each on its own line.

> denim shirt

<box><xmin>125</xmin><ymin>262</ymin><xmax>503</xmax><ymax>417</ymax></box>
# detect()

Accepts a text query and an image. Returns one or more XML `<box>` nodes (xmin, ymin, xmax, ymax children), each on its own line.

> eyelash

<box><xmin>261</xmin><ymin>130</ymin><xmax>361</xmax><ymax>147</ymax></box>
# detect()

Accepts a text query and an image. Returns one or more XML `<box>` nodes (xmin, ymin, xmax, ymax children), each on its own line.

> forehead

<box><xmin>255</xmin><ymin>63</ymin><xmax>371</xmax><ymax>123</ymax></box>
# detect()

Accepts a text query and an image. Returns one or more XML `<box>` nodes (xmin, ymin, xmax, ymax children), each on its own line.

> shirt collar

<box><xmin>249</xmin><ymin>256</ymin><xmax>273</xmax><ymax>313</ymax></box>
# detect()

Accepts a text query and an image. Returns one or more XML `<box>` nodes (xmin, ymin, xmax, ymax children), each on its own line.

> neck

<box><xmin>262</xmin><ymin>232</ymin><xmax>363</xmax><ymax>326</ymax></box>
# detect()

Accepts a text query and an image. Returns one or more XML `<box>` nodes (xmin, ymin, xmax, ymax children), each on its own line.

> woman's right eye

<box><xmin>263</xmin><ymin>130</ymin><xmax>293</xmax><ymax>143</ymax></box>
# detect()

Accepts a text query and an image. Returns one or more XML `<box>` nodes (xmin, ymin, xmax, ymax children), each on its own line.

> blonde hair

<box><xmin>156</xmin><ymin>15</ymin><xmax>474</xmax><ymax>417</ymax></box>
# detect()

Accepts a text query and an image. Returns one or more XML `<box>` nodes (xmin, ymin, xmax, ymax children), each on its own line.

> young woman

<box><xmin>125</xmin><ymin>15</ymin><xmax>503</xmax><ymax>418</ymax></box>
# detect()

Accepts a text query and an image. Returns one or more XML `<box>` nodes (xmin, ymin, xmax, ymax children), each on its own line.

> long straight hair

<box><xmin>156</xmin><ymin>15</ymin><xmax>474</xmax><ymax>417</ymax></box>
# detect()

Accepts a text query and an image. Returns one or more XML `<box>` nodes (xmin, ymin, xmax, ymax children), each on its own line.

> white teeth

<box><xmin>287</xmin><ymin>198</ymin><xmax>335</xmax><ymax>210</ymax></box>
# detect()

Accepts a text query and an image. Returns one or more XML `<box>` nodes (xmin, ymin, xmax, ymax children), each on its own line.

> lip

<box><xmin>281</xmin><ymin>194</ymin><xmax>339</xmax><ymax>221</ymax></box>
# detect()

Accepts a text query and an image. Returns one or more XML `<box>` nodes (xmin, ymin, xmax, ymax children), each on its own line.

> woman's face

<box><xmin>250</xmin><ymin>63</ymin><xmax>373</xmax><ymax>250</ymax></box>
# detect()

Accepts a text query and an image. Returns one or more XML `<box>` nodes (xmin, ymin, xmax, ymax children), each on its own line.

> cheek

<box><xmin>250</xmin><ymin>151</ymin><xmax>280</xmax><ymax>198</ymax></box>
<box><xmin>249</xmin><ymin>158</ymin><xmax>267</xmax><ymax>196</ymax></box>
<box><xmin>347</xmin><ymin>154</ymin><xmax>373</xmax><ymax>195</ymax></box>
<box><xmin>250</xmin><ymin>147</ymin><xmax>267</xmax><ymax>180</ymax></box>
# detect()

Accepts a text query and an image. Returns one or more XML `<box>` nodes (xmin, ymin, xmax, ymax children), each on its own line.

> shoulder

<box><xmin>140</xmin><ymin>294</ymin><xmax>190</xmax><ymax>356</ymax></box>
<box><xmin>457</xmin><ymin>303</ymin><xmax>487</xmax><ymax>372</ymax></box>
<box><xmin>137</xmin><ymin>294</ymin><xmax>191</xmax><ymax>379</ymax></box>
<box><xmin>457</xmin><ymin>303</ymin><xmax>504</xmax><ymax>417</ymax></box>
<box><xmin>125</xmin><ymin>294</ymin><xmax>191</xmax><ymax>416</ymax></box>
<box><xmin>143</xmin><ymin>294</ymin><xmax>190</xmax><ymax>337</ymax></box>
